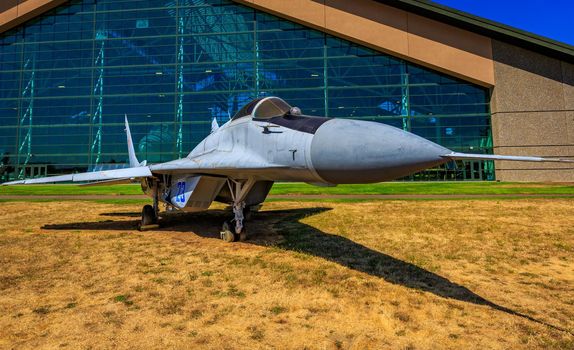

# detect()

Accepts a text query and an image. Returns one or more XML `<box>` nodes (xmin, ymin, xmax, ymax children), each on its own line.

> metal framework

<box><xmin>175</xmin><ymin>14</ymin><xmax>185</xmax><ymax>158</ymax></box>
<box><xmin>0</xmin><ymin>0</ymin><xmax>493</xmax><ymax>182</ymax></box>
<box><xmin>17</xmin><ymin>57</ymin><xmax>35</xmax><ymax>179</ymax></box>
<box><xmin>480</xmin><ymin>130</ymin><xmax>494</xmax><ymax>179</ymax></box>
<box><xmin>323</xmin><ymin>42</ymin><xmax>329</xmax><ymax>117</ymax></box>
<box><xmin>400</xmin><ymin>63</ymin><xmax>410</xmax><ymax>131</ymax></box>
<box><xmin>91</xmin><ymin>36</ymin><xmax>105</xmax><ymax>165</ymax></box>
<box><xmin>254</xmin><ymin>24</ymin><xmax>260</xmax><ymax>96</ymax></box>
<box><xmin>175</xmin><ymin>3</ymin><xmax>187</xmax><ymax>158</ymax></box>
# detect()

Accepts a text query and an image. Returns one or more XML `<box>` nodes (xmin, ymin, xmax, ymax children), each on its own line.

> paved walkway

<box><xmin>270</xmin><ymin>194</ymin><xmax>574</xmax><ymax>199</ymax></box>
<box><xmin>1</xmin><ymin>194</ymin><xmax>574</xmax><ymax>200</ymax></box>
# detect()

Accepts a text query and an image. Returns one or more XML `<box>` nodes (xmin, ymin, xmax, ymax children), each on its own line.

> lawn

<box><xmin>0</xmin><ymin>199</ymin><xmax>572</xmax><ymax>349</ymax></box>
<box><xmin>1</xmin><ymin>181</ymin><xmax>573</xmax><ymax>196</ymax></box>
<box><xmin>271</xmin><ymin>182</ymin><xmax>574</xmax><ymax>195</ymax></box>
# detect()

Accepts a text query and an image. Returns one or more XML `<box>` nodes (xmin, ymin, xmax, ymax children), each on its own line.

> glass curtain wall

<box><xmin>0</xmin><ymin>0</ymin><xmax>493</xmax><ymax>181</ymax></box>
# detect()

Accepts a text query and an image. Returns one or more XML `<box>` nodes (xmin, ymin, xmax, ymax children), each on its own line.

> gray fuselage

<box><xmin>188</xmin><ymin>113</ymin><xmax>451</xmax><ymax>185</ymax></box>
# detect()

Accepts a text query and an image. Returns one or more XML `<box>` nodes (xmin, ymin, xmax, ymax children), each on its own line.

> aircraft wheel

<box><xmin>141</xmin><ymin>204</ymin><xmax>157</xmax><ymax>226</ymax></box>
<box><xmin>243</xmin><ymin>206</ymin><xmax>253</xmax><ymax>221</ymax></box>
<box><xmin>239</xmin><ymin>229</ymin><xmax>248</xmax><ymax>242</ymax></box>
<box><xmin>235</xmin><ymin>223</ymin><xmax>247</xmax><ymax>241</ymax></box>
<box><xmin>221</xmin><ymin>221</ymin><xmax>236</xmax><ymax>242</ymax></box>
<box><xmin>221</xmin><ymin>229</ymin><xmax>236</xmax><ymax>243</ymax></box>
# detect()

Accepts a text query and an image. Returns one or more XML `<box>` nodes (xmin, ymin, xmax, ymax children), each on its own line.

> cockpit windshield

<box><xmin>231</xmin><ymin>97</ymin><xmax>292</xmax><ymax>121</ymax></box>
<box><xmin>252</xmin><ymin>97</ymin><xmax>292</xmax><ymax>119</ymax></box>
<box><xmin>231</xmin><ymin>98</ymin><xmax>264</xmax><ymax>120</ymax></box>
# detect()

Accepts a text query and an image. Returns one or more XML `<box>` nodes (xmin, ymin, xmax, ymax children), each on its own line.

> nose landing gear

<box><xmin>139</xmin><ymin>179</ymin><xmax>160</xmax><ymax>231</ymax></box>
<box><xmin>220</xmin><ymin>206</ymin><xmax>250</xmax><ymax>242</ymax></box>
<box><xmin>220</xmin><ymin>221</ymin><xmax>239</xmax><ymax>242</ymax></box>
<box><xmin>140</xmin><ymin>204</ymin><xmax>158</xmax><ymax>226</ymax></box>
<box><xmin>220</xmin><ymin>177</ymin><xmax>255</xmax><ymax>242</ymax></box>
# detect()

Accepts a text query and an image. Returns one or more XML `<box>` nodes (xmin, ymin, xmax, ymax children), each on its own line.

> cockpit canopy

<box><xmin>232</xmin><ymin>97</ymin><xmax>292</xmax><ymax>121</ymax></box>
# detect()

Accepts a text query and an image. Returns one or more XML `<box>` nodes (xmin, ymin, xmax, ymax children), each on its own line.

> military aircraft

<box><xmin>3</xmin><ymin>96</ymin><xmax>572</xmax><ymax>242</ymax></box>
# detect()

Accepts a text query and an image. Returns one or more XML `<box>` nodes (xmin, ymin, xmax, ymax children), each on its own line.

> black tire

<box><xmin>221</xmin><ymin>221</ymin><xmax>236</xmax><ymax>242</ymax></box>
<box><xmin>221</xmin><ymin>229</ymin><xmax>236</xmax><ymax>243</ymax></box>
<box><xmin>141</xmin><ymin>205</ymin><xmax>157</xmax><ymax>226</ymax></box>
<box><xmin>239</xmin><ymin>230</ymin><xmax>248</xmax><ymax>242</ymax></box>
<box><xmin>243</xmin><ymin>206</ymin><xmax>253</xmax><ymax>221</ymax></box>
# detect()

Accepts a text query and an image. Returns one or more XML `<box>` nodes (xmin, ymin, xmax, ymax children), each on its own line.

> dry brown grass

<box><xmin>0</xmin><ymin>199</ymin><xmax>573</xmax><ymax>349</ymax></box>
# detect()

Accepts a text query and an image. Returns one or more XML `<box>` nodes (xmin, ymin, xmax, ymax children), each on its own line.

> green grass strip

<box><xmin>269</xmin><ymin>182</ymin><xmax>574</xmax><ymax>195</ymax></box>
<box><xmin>1</xmin><ymin>181</ymin><xmax>573</xmax><ymax>197</ymax></box>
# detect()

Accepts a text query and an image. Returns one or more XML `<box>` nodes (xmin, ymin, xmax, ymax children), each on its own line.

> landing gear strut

<box><xmin>220</xmin><ymin>177</ymin><xmax>256</xmax><ymax>242</ymax></box>
<box><xmin>139</xmin><ymin>179</ymin><xmax>160</xmax><ymax>231</ymax></box>
<box><xmin>141</xmin><ymin>204</ymin><xmax>157</xmax><ymax>226</ymax></box>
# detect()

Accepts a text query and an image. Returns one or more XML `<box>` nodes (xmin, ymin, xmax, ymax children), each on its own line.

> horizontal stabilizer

<box><xmin>441</xmin><ymin>152</ymin><xmax>574</xmax><ymax>163</ymax></box>
<box><xmin>2</xmin><ymin>166</ymin><xmax>152</xmax><ymax>185</ymax></box>
<box><xmin>79</xmin><ymin>178</ymin><xmax>141</xmax><ymax>187</ymax></box>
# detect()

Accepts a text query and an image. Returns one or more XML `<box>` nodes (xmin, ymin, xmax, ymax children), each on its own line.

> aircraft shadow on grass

<box><xmin>43</xmin><ymin>207</ymin><xmax>567</xmax><ymax>333</ymax></box>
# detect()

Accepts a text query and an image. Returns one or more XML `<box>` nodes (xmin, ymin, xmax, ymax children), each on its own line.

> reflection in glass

<box><xmin>0</xmin><ymin>0</ymin><xmax>492</xmax><ymax>181</ymax></box>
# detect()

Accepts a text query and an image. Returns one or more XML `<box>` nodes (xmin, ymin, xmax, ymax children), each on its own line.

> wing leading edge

<box><xmin>149</xmin><ymin>150</ymin><xmax>288</xmax><ymax>176</ymax></box>
<box><xmin>2</xmin><ymin>166</ymin><xmax>152</xmax><ymax>185</ymax></box>
<box><xmin>3</xmin><ymin>151</ymin><xmax>285</xmax><ymax>186</ymax></box>
<box><xmin>441</xmin><ymin>152</ymin><xmax>574</xmax><ymax>163</ymax></box>
<box><xmin>2</xmin><ymin>116</ymin><xmax>153</xmax><ymax>186</ymax></box>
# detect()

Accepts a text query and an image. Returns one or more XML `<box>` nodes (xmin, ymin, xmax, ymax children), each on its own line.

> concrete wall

<box><xmin>491</xmin><ymin>40</ymin><xmax>574</xmax><ymax>181</ymax></box>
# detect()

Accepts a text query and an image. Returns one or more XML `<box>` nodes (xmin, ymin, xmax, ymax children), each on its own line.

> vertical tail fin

<box><xmin>211</xmin><ymin>117</ymin><xmax>220</xmax><ymax>133</ymax></box>
<box><xmin>125</xmin><ymin>114</ymin><xmax>142</xmax><ymax>167</ymax></box>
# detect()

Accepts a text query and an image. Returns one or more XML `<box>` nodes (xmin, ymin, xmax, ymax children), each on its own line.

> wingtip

<box><xmin>1</xmin><ymin>180</ymin><xmax>24</xmax><ymax>185</ymax></box>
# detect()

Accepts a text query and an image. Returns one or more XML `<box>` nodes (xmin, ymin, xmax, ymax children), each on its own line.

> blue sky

<box><xmin>431</xmin><ymin>0</ymin><xmax>574</xmax><ymax>46</ymax></box>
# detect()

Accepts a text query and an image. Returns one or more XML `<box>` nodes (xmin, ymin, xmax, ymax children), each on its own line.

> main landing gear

<box><xmin>139</xmin><ymin>180</ymin><xmax>160</xmax><ymax>231</ymax></box>
<box><xmin>220</xmin><ymin>178</ymin><xmax>256</xmax><ymax>242</ymax></box>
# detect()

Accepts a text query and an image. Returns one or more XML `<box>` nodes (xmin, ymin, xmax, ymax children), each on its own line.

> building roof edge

<box><xmin>375</xmin><ymin>0</ymin><xmax>574</xmax><ymax>63</ymax></box>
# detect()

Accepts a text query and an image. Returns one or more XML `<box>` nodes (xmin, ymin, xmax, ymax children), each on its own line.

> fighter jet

<box><xmin>3</xmin><ymin>97</ymin><xmax>572</xmax><ymax>242</ymax></box>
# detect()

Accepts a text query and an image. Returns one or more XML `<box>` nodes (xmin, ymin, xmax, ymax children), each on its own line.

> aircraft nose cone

<box><xmin>310</xmin><ymin>119</ymin><xmax>450</xmax><ymax>184</ymax></box>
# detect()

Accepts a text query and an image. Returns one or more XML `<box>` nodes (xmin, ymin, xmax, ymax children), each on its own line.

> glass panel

<box><xmin>252</xmin><ymin>97</ymin><xmax>291</xmax><ymax>119</ymax></box>
<box><xmin>0</xmin><ymin>0</ymin><xmax>492</xmax><ymax>181</ymax></box>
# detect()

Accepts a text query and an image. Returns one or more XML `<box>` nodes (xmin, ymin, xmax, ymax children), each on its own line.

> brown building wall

<box><xmin>234</xmin><ymin>0</ymin><xmax>495</xmax><ymax>87</ymax></box>
<box><xmin>490</xmin><ymin>40</ymin><xmax>574</xmax><ymax>181</ymax></box>
<box><xmin>0</xmin><ymin>0</ymin><xmax>67</xmax><ymax>34</ymax></box>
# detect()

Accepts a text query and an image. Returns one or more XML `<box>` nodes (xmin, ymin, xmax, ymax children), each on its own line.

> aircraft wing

<box><xmin>441</xmin><ymin>152</ymin><xmax>574</xmax><ymax>163</ymax></box>
<box><xmin>150</xmin><ymin>150</ymin><xmax>288</xmax><ymax>176</ymax></box>
<box><xmin>2</xmin><ymin>166</ymin><xmax>152</xmax><ymax>185</ymax></box>
<box><xmin>3</xmin><ymin>151</ymin><xmax>284</xmax><ymax>186</ymax></box>
<box><xmin>2</xmin><ymin>116</ymin><xmax>155</xmax><ymax>186</ymax></box>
